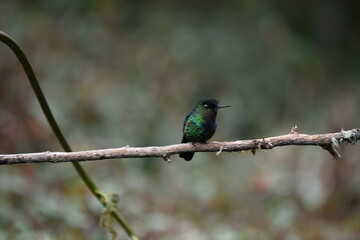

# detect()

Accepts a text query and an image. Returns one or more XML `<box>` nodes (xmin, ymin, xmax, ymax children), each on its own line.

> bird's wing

<box><xmin>182</xmin><ymin>113</ymin><xmax>190</xmax><ymax>132</ymax></box>
<box><xmin>181</xmin><ymin>113</ymin><xmax>191</xmax><ymax>143</ymax></box>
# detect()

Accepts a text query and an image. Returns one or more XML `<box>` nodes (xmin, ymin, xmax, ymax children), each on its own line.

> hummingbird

<box><xmin>179</xmin><ymin>98</ymin><xmax>231</xmax><ymax>161</ymax></box>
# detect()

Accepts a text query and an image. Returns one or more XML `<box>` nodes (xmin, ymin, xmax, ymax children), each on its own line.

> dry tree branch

<box><xmin>1</xmin><ymin>127</ymin><xmax>359</xmax><ymax>165</ymax></box>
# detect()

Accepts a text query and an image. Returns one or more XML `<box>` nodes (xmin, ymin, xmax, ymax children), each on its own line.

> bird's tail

<box><xmin>179</xmin><ymin>152</ymin><xmax>194</xmax><ymax>161</ymax></box>
<box><xmin>179</xmin><ymin>136</ymin><xmax>194</xmax><ymax>161</ymax></box>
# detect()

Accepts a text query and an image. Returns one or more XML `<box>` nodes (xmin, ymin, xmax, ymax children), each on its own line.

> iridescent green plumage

<box><xmin>179</xmin><ymin>98</ymin><xmax>230</xmax><ymax>161</ymax></box>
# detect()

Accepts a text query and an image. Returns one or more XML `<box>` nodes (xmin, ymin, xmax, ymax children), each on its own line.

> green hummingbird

<box><xmin>179</xmin><ymin>98</ymin><xmax>231</xmax><ymax>161</ymax></box>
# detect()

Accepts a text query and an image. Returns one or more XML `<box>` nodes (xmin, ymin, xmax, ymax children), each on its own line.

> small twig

<box><xmin>290</xmin><ymin>125</ymin><xmax>298</xmax><ymax>134</ymax></box>
<box><xmin>322</xmin><ymin>144</ymin><xmax>341</xmax><ymax>160</ymax></box>
<box><xmin>216</xmin><ymin>146</ymin><xmax>223</xmax><ymax>155</ymax></box>
<box><xmin>162</xmin><ymin>154</ymin><xmax>172</xmax><ymax>163</ymax></box>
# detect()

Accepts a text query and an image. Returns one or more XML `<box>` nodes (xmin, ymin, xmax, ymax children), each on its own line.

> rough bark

<box><xmin>0</xmin><ymin>127</ymin><xmax>359</xmax><ymax>165</ymax></box>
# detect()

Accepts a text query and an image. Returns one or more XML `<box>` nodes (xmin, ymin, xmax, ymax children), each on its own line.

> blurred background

<box><xmin>0</xmin><ymin>0</ymin><xmax>359</xmax><ymax>239</ymax></box>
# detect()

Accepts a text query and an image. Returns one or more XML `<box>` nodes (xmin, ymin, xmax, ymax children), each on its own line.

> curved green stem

<box><xmin>0</xmin><ymin>31</ymin><xmax>139</xmax><ymax>240</ymax></box>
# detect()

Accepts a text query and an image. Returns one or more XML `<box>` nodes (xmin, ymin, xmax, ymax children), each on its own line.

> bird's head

<box><xmin>194</xmin><ymin>98</ymin><xmax>231</xmax><ymax>115</ymax></box>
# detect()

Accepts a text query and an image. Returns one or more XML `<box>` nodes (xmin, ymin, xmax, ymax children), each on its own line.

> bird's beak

<box><xmin>217</xmin><ymin>105</ymin><xmax>231</xmax><ymax>108</ymax></box>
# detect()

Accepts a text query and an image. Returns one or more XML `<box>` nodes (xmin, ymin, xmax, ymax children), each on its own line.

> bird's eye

<box><xmin>204</xmin><ymin>104</ymin><xmax>208</xmax><ymax>108</ymax></box>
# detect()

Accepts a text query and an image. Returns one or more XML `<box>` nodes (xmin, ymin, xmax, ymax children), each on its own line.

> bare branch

<box><xmin>0</xmin><ymin>128</ymin><xmax>359</xmax><ymax>165</ymax></box>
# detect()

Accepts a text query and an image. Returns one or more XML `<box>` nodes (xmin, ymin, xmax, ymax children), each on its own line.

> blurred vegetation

<box><xmin>0</xmin><ymin>0</ymin><xmax>359</xmax><ymax>239</ymax></box>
